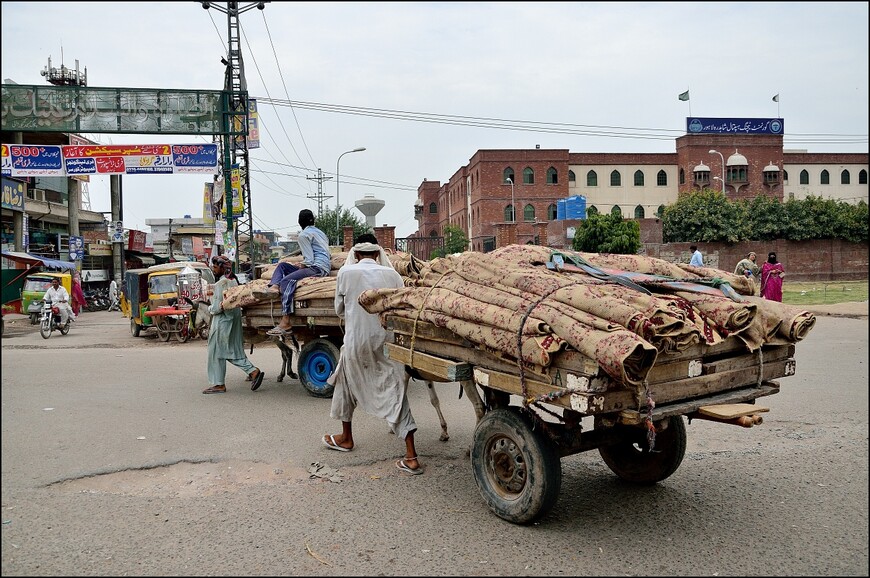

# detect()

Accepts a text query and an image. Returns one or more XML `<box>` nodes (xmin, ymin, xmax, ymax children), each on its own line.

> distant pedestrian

<box><xmin>760</xmin><ymin>251</ymin><xmax>785</xmax><ymax>302</ymax></box>
<box><xmin>107</xmin><ymin>278</ymin><xmax>120</xmax><ymax>312</ymax></box>
<box><xmin>71</xmin><ymin>272</ymin><xmax>86</xmax><ymax>318</ymax></box>
<box><xmin>689</xmin><ymin>245</ymin><xmax>704</xmax><ymax>267</ymax></box>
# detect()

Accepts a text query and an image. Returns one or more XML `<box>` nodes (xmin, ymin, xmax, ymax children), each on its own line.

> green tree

<box><xmin>315</xmin><ymin>207</ymin><xmax>369</xmax><ymax>247</ymax></box>
<box><xmin>430</xmin><ymin>225</ymin><xmax>468</xmax><ymax>258</ymax></box>
<box><xmin>572</xmin><ymin>212</ymin><xmax>640</xmax><ymax>254</ymax></box>
<box><xmin>743</xmin><ymin>194</ymin><xmax>788</xmax><ymax>240</ymax></box>
<box><xmin>662</xmin><ymin>189</ymin><xmax>745</xmax><ymax>243</ymax></box>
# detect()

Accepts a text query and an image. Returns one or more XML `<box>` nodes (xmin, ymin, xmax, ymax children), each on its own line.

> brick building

<box><xmin>412</xmin><ymin>117</ymin><xmax>868</xmax><ymax>254</ymax></box>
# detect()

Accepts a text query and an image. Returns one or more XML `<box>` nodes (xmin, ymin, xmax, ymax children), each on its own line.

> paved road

<box><xmin>1</xmin><ymin>310</ymin><xmax>867</xmax><ymax>576</ymax></box>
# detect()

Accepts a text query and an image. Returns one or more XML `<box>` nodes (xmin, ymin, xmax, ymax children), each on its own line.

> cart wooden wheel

<box><xmin>156</xmin><ymin>318</ymin><xmax>171</xmax><ymax>342</ymax></box>
<box><xmin>296</xmin><ymin>338</ymin><xmax>338</xmax><ymax>398</ymax></box>
<box><xmin>471</xmin><ymin>407</ymin><xmax>561</xmax><ymax>525</ymax></box>
<box><xmin>130</xmin><ymin>319</ymin><xmax>141</xmax><ymax>337</ymax></box>
<box><xmin>597</xmin><ymin>415</ymin><xmax>687</xmax><ymax>485</ymax></box>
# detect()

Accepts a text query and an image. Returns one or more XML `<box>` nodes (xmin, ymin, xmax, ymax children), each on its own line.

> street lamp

<box><xmin>335</xmin><ymin>147</ymin><xmax>366</xmax><ymax>246</ymax></box>
<box><xmin>505</xmin><ymin>176</ymin><xmax>515</xmax><ymax>222</ymax></box>
<box><xmin>709</xmin><ymin>149</ymin><xmax>725</xmax><ymax>193</ymax></box>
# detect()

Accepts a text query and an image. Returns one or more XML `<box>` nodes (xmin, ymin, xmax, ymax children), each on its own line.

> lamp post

<box><xmin>505</xmin><ymin>176</ymin><xmax>515</xmax><ymax>222</ymax></box>
<box><xmin>709</xmin><ymin>149</ymin><xmax>725</xmax><ymax>193</ymax></box>
<box><xmin>335</xmin><ymin>147</ymin><xmax>366</xmax><ymax>246</ymax></box>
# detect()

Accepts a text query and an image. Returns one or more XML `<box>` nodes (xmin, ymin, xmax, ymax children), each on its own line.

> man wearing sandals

<box><xmin>202</xmin><ymin>255</ymin><xmax>264</xmax><ymax>394</ymax></box>
<box><xmin>265</xmin><ymin>209</ymin><xmax>331</xmax><ymax>336</ymax></box>
<box><xmin>321</xmin><ymin>241</ymin><xmax>423</xmax><ymax>475</ymax></box>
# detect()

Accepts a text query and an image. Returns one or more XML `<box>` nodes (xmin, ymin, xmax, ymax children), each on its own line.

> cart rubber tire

<box><xmin>598</xmin><ymin>415</ymin><xmax>687</xmax><ymax>485</ymax></box>
<box><xmin>471</xmin><ymin>407</ymin><xmax>561</xmax><ymax>525</ymax></box>
<box><xmin>59</xmin><ymin>320</ymin><xmax>71</xmax><ymax>335</ymax></box>
<box><xmin>157</xmin><ymin>319</ymin><xmax>171</xmax><ymax>342</ymax></box>
<box><xmin>39</xmin><ymin>317</ymin><xmax>52</xmax><ymax>339</ymax></box>
<box><xmin>131</xmin><ymin>319</ymin><xmax>141</xmax><ymax>337</ymax></box>
<box><xmin>176</xmin><ymin>321</ymin><xmax>189</xmax><ymax>343</ymax></box>
<box><xmin>297</xmin><ymin>338</ymin><xmax>338</xmax><ymax>398</ymax></box>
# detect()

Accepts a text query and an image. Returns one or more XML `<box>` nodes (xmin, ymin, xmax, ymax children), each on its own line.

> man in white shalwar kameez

<box><xmin>322</xmin><ymin>241</ymin><xmax>423</xmax><ymax>474</ymax></box>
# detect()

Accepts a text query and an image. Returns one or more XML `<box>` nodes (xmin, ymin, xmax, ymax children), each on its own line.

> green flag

<box><xmin>678</xmin><ymin>90</ymin><xmax>690</xmax><ymax>101</ymax></box>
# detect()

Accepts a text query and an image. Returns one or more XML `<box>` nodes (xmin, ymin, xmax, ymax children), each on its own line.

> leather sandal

<box><xmin>202</xmin><ymin>385</ymin><xmax>226</xmax><ymax>394</ymax></box>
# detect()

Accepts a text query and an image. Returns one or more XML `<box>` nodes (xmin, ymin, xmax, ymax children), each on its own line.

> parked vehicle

<box><xmin>121</xmin><ymin>262</ymin><xmax>214</xmax><ymax>339</ymax></box>
<box><xmin>22</xmin><ymin>272</ymin><xmax>72</xmax><ymax>325</ymax></box>
<box><xmin>39</xmin><ymin>298</ymin><xmax>71</xmax><ymax>339</ymax></box>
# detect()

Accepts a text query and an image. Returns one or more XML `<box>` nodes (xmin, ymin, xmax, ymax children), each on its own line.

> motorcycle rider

<box><xmin>44</xmin><ymin>277</ymin><xmax>73</xmax><ymax>325</ymax></box>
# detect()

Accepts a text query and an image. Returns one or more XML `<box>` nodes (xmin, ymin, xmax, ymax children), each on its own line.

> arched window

<box><xmin>783</xmin><ymin>170</ymin><xmax>789</xmax><ymax>182</ymax></box>
<box><xmin>587</xmin><ymin>205</ymin><xmax>599</xmax><ymax>216</ymax></box>
<box><xmin>800</xmin><ymin>169</ymin><xmax>810</xmax><ymax>185</ymax></box>
<box><xmin>504</xmin><ymin>205</ymin><xmax>515</xmax><ymax>222</ymax></box>
<box><xmin>657</xmin><ymin>170</ymin><xmax>668</xmax><ymax>186</ymax></box>
<box><xmin>860</xmin><ymin>169</ymin><xmax>868</xmax><ymax>184</ymax></box>
<box><xmin>656</xmin><ymin>205</ymin><xmax>665</xmax><ymax>218</ymax></box>
<box><xmin>523</xmin><ymin>167</ymin><xmax>535</xmax><ymax>185</ymax></box>
<box><xmin>841</xmin><ymin>169</ymin><xmax>850</xmax><ymax>184</ymax></box>
<box><xmin>428</xmin><ymin>202</ymin><xmax>437</xmax><ymax>214</ymax></box>
<box><xmin>611</xmin><ymin>205</ymin><xmax>622</xmax><ymax>217</ymax></box>
<box><xmin>547</xmin><ymin>203</ymin><xmax>557</xmax><ymax>220</ymax></box>
<box><xmin>586</xmin><ymin>170</ymin><xmax>598</xmax><ymax>187</ymax></box>
<box><xmin>634</xmin><ymin>205</ymin><xmax>645</xmax><ymax>219</ymax></box>
<box><xmin>610</xmin><ymin>170</ymin><xmax>621</xmax><ymax>186</ymax></box>
<box><xmin>546</xmin><ymin>167</ymin><xmax>558</xmax><ymax>184</ymax></box>
<box><xmin>820</xmin><ymin>169</ymin><xmax>830</xmax><ymax>185</ymax></box>
<box><xmin>568</xmin><ymin>170</ymin><xmax>576</xmax><ymax>183</ymax></box>
<box><xmin>634</xmin><ymin>170</ymin><xmax>644</xmax><ymax>186</ymax></box>
<box><xmin>429</xmin><ymin>230</ymin><xmax>439</xmax><ymax>237</ymax></box>
<box><xmin>679</xmin><ymin>168</ymin><xmax>685</xmax><ymax>185</ymax></box>
<box><xmin>503</xmin><ymin>167</ymin><xmax>515</xmax><ymax>184</ymax></box>
<box><xmin>524</xmin><ymin>204</ymin><xmax>535</xmax><ymax>222</ymax></box>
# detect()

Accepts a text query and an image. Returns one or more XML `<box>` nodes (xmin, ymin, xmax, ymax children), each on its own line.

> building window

<box><xmin>429</xmin><ymin>202</ymin><xmax>437</xmax><ymax>214</ymax></box>
<box><xmin>656</xmin><ymin>205</ymin><xmax>665</xmax><ymax>218</ymax></box>
<box><xmin>610</xmin><ymin>170</ymin><xmax>621</xmax><ymax>186</ymax></box>
<box><xmin>523</xmin><ymin>167</ymin><xmax>535</xmax><ymax>185</ymax></box>
<box><xmin>800</xmin><ymin>169</ymin><xmax>809</xmax><ymax>185</ymax></box>
<box><xmin>634</xmin><ymin>170</ymin><xmax>644</xmax><ymax>186</ymax></box>
<box><xmin>546</xmin><ymin>167</ymin><xmax>558</xmax><ymax>184</ymax></box>
<box><xmin>429</xmin><ymin>230</ymin><xmax>438</xmax><ymax>237</ymax></box>
<box><xmin>727</xmin><ymin>166</ymin><xmax>748</xmax><ymax>183</ymax></box>
<box><xmin>611</xmin><ymin>205</ymin><xmax>622</xmax><ymax>218</ymax></box>
<box><xmin>820</xmin><ymin>169</ymin><xmax>830</xmax><ymax>185</ymax></box>
<box><xmin>764</xmin><ymin>170</ymin><xmax>779</xmax><ymax>185</ymax></box>
<box><xmin>503</xmin><ymin>167</ymin><xmax>515</xmax><ymax>184</ymax></box>
<box><xmin>860</xmin><ymin>169</ymin><xmax>868</xmax><ymax>184</ymax></box>
<box><xmin>547</xmin><ymin>203</ymin><xmax>557</xmax><ymax>220</ymax></box>
<box><xmin>783</xmin><ymin>170</ymin><xmax>789</xmax><ymax>183</ymax></box>
<box><xmin>523</xmin><ymin>204</ymin><xmax>535</xmax><ymax>222</ymax></box>
<box><xmin>505</xmin><ymin>205</ymin><xmax>515</xmax><ymax>222</ymax></box>
<box><xmin>634</xmin><ymin>205</ymin><xmax>645</xmax><ymax>219</ymax></box>
<box><xmin>657</xmin><ymin>170</ymin><xmax>668</xmax><ymax>186</ymax></box>
<box><xmin>679</xmin><ymin>168</ymin><xmax>685</xmax><ymax>185</ymax></box>
<box><xmin>568</xmin><ymin>170</ymin><xmax>576</xmax><ymax>183</ymax></box>
<box><xmin>586</xmin><ymin>170</ymin><xmax>598</xmax><ymax>187</ymax></box>
<box><xmin>587</xmin><ymin>205</ymin><xmax>599</xmax><ymax>216</ymax></box>
<box><xmin>841</xmin><ymin>169</ymin><xmax>850</xmax><ymax>184</ymax></box>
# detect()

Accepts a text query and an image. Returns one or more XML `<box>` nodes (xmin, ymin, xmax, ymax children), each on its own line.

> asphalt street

<box><xmin>1</xmin><ymin>308</ymin><xmax>867</xmax><ymax>576</ymax></box>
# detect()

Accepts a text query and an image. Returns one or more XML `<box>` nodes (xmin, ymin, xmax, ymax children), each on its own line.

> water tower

<box><xmin>354</xmin><ymin>194</ymin><xmax>385</xmax><ymax>229</ymax></box>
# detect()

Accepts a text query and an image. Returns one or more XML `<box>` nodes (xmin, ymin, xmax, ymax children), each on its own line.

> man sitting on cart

<box><xmin>265</xmin><ymin>209</ymin><xmax>331</xmax><ymax>336</ymax></box>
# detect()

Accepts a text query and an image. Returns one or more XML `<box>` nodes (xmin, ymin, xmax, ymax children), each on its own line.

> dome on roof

<box><xmin>693</xmin><ymin>163</ymin><xmax>711</xmax><ymax>172</ymax></box>
<box><xmin>727</xmin><ymin>150</ymin><xmax>748</xmax><ymax>166</ymax></box>
<box><xmin>764</xmin><ymin>162</ymin><xmax>780</xmax><ymax>172</ymax></box>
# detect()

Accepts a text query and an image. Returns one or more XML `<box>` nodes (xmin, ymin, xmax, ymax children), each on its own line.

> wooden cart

<box><xmin>383</xmin><ymin>314</ymin><xmax>792</xmax><ymax>525</ymax></box>
<box><xmin>240</xmin><ymin>296</ymin><xmax>343</xmax><ymax>398</ymax></box>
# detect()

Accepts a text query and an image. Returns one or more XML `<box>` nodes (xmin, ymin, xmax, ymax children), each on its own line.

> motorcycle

<box><xmin>39</xmin><ymin>299</ymin><xmax>72</xmax><ymax>339</ymax></box>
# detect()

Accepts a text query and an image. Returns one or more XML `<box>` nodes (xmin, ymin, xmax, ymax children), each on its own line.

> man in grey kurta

<box><xmin>322</xmin><ymin>242</ymin><xmax>423</xmax><ymax>474</ymax></box>
<box><xmin>202</xmin><ymin>255</ymin><xmax>264</xmax><ymax>394</ymax></box>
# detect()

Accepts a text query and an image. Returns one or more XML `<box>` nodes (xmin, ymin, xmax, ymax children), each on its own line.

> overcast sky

<box><xmin>2</xmin><ymin>2</ymin><xmax>868</xmax><ymax>239</ymax></box>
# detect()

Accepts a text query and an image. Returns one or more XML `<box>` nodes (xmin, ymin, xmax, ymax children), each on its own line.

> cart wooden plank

<box><xmin>384</xmin><ymin>343</ymin><xmax>473</xmax><ymax>381</ymax></box>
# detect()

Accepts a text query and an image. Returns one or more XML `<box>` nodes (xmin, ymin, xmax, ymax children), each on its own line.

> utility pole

<box><xmin>202</xmin><ymin>1</ymin><xmax>268</xmax><ymax>269</ymax></box>
<box><xmin>306</xmin><ymin>168</ymin><xmax>333</xmax><ymax>217</ymax></box>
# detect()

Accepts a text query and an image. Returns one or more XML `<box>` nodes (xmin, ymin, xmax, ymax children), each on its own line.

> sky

<box><xmin>2</xmin><ymin>2</ymin><xmax>868</xmax><ymax>240</ymax></box>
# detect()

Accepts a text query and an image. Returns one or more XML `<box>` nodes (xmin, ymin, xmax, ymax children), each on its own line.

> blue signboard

<box><xmin>1</xmin><ymin>177</ymin><xmax>25</xmax><ymax>212</ymax></box>
<box><xmin>687</xmin><ymin>118</ymin><xmax>784</xmax><ymax>135</ymax></box>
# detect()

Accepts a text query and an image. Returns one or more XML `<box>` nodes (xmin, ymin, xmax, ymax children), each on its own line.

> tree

<box><xmin>314</xmin><ymin>207</ymin><xmax>369</xmax><ymax>247</ymax></box>
<box><xmin>662</xmin><ymin>189</ymin><xmax>746</xmax><ymax>243</ymax></box>
<box><xmin>572</xmin><ymin>212</ymin><xmax>640</xmax><ymax>254</ymax></box>
<box><xmin>430</xmin><ymin>225</ymin><xmax>468</xmax><ymax>258</ymax></box>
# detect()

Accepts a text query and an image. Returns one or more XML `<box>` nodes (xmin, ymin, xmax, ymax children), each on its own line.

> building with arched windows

<box><xmin>413</xmin><ymin>117</ymin><xmax>868</xmax><ymax>252</ymax></box>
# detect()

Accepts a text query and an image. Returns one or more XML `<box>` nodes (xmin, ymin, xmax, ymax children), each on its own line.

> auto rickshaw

<box><xmin>22</xmin><ymin>272</ymin><xmax>73</xmax><ymax>324</ymax></box>
<box><xmin>122</xmin><ymin>262</ymin><xmax>214</xmax><ymax>341</ymax></box>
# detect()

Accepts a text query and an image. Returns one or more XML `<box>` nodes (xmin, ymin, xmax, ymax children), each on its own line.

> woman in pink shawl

<box><xmin>760</xmin><ymin>251</ymin><xmax>785</xmax><ymax>302</ymax></box>
<box><xmin>71</xmin><ymin>272</ymin><xmax>87</xmax><ymax>317</ymax></box>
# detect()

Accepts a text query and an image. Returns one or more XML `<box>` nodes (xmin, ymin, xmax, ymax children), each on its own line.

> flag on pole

<box><xmin>678</xmin><ymin>90</ymin><xmax>690</xmax><ymax>101</ymax></box>
<box><xmin>772</xmin><ymin>94</ymin><xmax>779</xmax><ymax>102</ymax></box>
